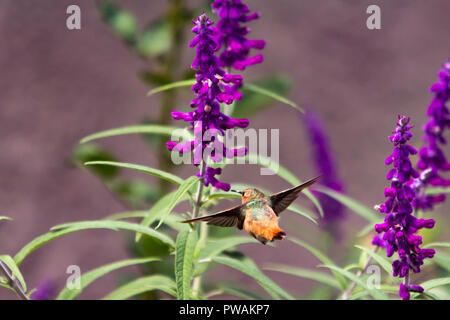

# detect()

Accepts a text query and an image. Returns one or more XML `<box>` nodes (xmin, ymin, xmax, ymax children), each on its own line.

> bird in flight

<box><xmin>182</xmin><ymin>176</ymin><xmax>320</xmax><ymax>244</ymax></box>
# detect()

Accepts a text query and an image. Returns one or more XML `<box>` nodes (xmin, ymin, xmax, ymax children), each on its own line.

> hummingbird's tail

<box><xmin>272</xmin><ymin>229</ymin><xmax>287</xmax><ymax>241</ymax></box>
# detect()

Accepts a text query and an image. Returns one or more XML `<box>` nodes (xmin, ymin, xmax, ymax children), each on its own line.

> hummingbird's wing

<box><xmin>181</xmin><ymin>205</ymin><xmax>246</xmax><ymax>229</ymax></box>
<box><xmin>269</xmin><ymin>176</ymin><xmax>320</xmax><ymax>215</ymax></box>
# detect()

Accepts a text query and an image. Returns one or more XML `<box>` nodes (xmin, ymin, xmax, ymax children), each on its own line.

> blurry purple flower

<box><xmin>303</xmin><ymin>112</ymin><xmax>345</xmax><ymax>235</ymax></box>
<box><xmin>212</xmin><ymin>0</ymin><xmax>265</xmax><ymax>70</ymax></box>
<box><xmin>413</xmin><ymin>61</ymin><xmax>450</xmax><ymax>210</ymax></box>
<box><xmin>167</xmin><ymin>14</ymin><xmax>249</xmax><ymax>191</ymax></box>
<box><xmin>197</xmin><ymin>167</ymin><xmax>230</xmax><ymax>191</ymax></box>
<box><xmin>371</xmin><ymin>235</ymin><xmax>386</xmax><ymax>248</ymax></box>
<box><xmin>399</xmin><ymin>283</ymin><xmax>424</xmax><ymax>300</ymax></box>
<box><xmin>31</xmin><ymin>281</ymin><xmax>55</xmax><ymax>300</ymax></box>
<box><xmin>399</xmin><ymin>283</ymin><xmax>410</xmax><ymax>300</ymax></box>
<box><xmin>374</xmin><ymin>115</ymin><xmax>435</xmax><ymax>300</ymax></box>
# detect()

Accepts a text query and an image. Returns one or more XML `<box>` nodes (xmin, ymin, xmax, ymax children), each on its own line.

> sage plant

<box><xmin>410</xmin><ymin>61</ymin><xmax>450</xmax><ymax>211</ymax></box>
<box><xmin>374</xmin><ymin>116</ymin><xmax>435</xmax><ymax>300</ymax></box>
<box><xmin>1</xmin><ymin>2</ymin><xmax>449</xmax><ymax>303</ymax></box>
<box><xmin>167</xmin><ymin>13</ymin><xmax>249</xmax><ymax>191</ymax></box>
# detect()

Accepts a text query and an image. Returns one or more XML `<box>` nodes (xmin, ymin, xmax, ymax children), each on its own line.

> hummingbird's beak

<box><xmin>230</xmin><ymin>189</ymin><xmax>243</xmax><ymax>195</ymax></box>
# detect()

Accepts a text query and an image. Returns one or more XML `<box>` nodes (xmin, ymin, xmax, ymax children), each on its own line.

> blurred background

<box><xmin>0</xmin><ymin>0</ymin><xmax>449</xmax><ymax>299</ymax></box>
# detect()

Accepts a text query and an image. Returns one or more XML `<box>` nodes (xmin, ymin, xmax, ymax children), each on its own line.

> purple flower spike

<box><xmin>374</xmin><ymin>116</ymin><xmax>435</xmax><ymax>300</ymax></box>
<box><xmin>212</xmin><ymin>0</ymin><xmax>265</xmax><ymax>70</ymax></box>
<box><xmin>303</xmin><ymin>112</ymin><xmax>345</xmax><ymax>237</ymax></box>
<box><xmin>167</xmin><ymin>14</ymin><xmax>250</xmax><ymax>190</ymax></box>
<box><xmin>413</xmin><ymin>61</ymin><xmax>450</xmax><ymax>210</ymax></box>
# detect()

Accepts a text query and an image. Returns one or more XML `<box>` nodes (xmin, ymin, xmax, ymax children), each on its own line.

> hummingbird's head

<box><xmin>231</xmin><ymin>188</ymin><xmax>265</xmax><ymax>203</ymax></box>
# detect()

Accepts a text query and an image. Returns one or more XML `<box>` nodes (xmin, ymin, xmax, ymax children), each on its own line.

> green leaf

<box><xmin>243</xmin><ymin>83</ymin><xmax>303</xmax><ymax>113</ymax></box>
<box><xmin>14</xmin><ymin>220</ymin><xmax>174</xmax><ymax>266</ymax></box>
<box><xmin>156</xmin><ymin>176</ymin><xmax>199</xmax><ymax>230</ymax></box>
<box><xmin>423</xmin><ymin>242</ymin><xmax>450</xmax><ymax>249</ymax></box>
<box><xmin>105</xmin><ymin>211</ymin><xmax>147</xmax><ymax>220</ymax></box>
<box><xmin>98</xmin><ymin>0</ymin><xmax>137</xmax><ymax>43</ymax></box>
<box><xmin>232</xmin><ymin>74</ymin><xmax>291</xmax><ymax>118</ymax></box>
<box><xmin>264</xmin><ymin>264</ymin><xmax>341</xmax><ymax>289</ymax></box>
<box><xmin>314</xmin><ymin>186</ymin><xmax>380</xmax><ymax>223</ymax></box>
<box><xmin>103</xmin><ymin>275</ymin><xmax>176</xmax><ymax>300</ymax></box>
<box><xmin>152</xmin><ymin>214</ymin><xmax>187</xmax><ymax>233</ymax></box>
<box><xmin>105</xmin><ymin>210</ymin><xmax>186</xmax><ymax>232</ymax></box>
<box><xmin>354</xmin><ymin>246</ymin><xmax>397</xmax><ymax>281</ymax></box>
<box><xmin>56</xmin><ymin>257</ymin><xmax>160</xmax><ymax>300</ymax></box>
<box><xmin>206</xmin><ymin>191</ymin><xmax>241</xmax><ymax>201</ymax></box>
<box><xmin>357</xmin><ymin>223</ymin><xmax>375</xmax><ymax>237</ymax></box>
<box><xmin>136</xmin><ymin>191</ymin><xmax>190</xmax><ymax>242</ymax></box>
<box><xmin>109</xmin><ymin>179</ymin><xmax>159</xmax><ymax>208</ymax></box>
<box><xmin>137</xmin><ymin>19</ymin><xmax>171</xmax><ymax>57</ymax></box>
<box><xmin>319</xmin><ymin>265</ymin><xmax>386</xmax><ymax>300</ymax></box>
<box><xmin>434</xmin><ymin>253</ymin><xmax>450</xmax><ymax>272</ymax></box>
<box><xmin>136</xmin><ymin>191</ymin><xmax>175</xmax><ymax>241</ymax></box>
<box><xmin>80</xmin><ymin>124</ymin><xmax>192</xmax><ymax>144</ymax></box>
<box><xmin>420</xmin><ymin>277</ymin><xmax>450</xmax><ymax>291</ymax></box>
<box><xmin>344</xmin><ymin>264</ymin><xmax>360</xmax><ymax>272</ymax></box>
<box><xmin>217</xmin><ymin>284</ymin><xmax>265</xmax><ymax>300</ymax></box>
<box><xmin>51</xmin><ymin>220</ymin><xmax>174</xmax><ymax>246</ymax></box>
<box><xmin>199</xmin><ymin>236</ymin><xmax>258</xmax><ymax>260</ymax></box>
<box><xmin>85</xmin><ymin>161</ymin><xmax>184</xmax><ymax>186</ymax></box>
<box><xmin>212</xmin><ymin>256</ymin><xmax>294</xmax><ymax>300</ymax></box>
<box><xmin>350</xmin><ymin>284</ymin><xmax>398</xmax><ymax>300</ymax></box>
<box><xmin>245</xmin><ymin>153</ymin><xmax>323</xmax><ymax>219</ymax></box>
<box><xmin>0</xmin><ymin>216</ymin><xmax>12</xmax><ymax>221</ymax></box>
<box><xmin>289</xmin><ymin>237</ymin><xmax>347</xmax><ymax>290</ymax></box>
<box><xmin>412</xmin><ymin>291</ymin><xmax>440</xmax><ymax>300</ymax></box>
<box><xmin>0</xmin><ymin>255</ymin><xmax>27</xmax><ymax>292</ymax></box>
<box><xmin>71</xmin><ymin>143</ymin><xmax>120</xmax><ymax>180</ymax></box>
<box><xmin>147</xmin><ymin>79</ymin><xmax>196</xmax><ymax>96</ymax></box>
<box><xmin>286</xmin><ymin>205</ymin><xmax>318</xmax><ymax>225</ymax></box>
<box><xmin>0</xmin><ymin>280</ymin><xmax>14</xmax><ymax>293</ymax></box>
<box><xmin>175</xmin><ymin>229</ymin><xmax>198</xmax><ymax>300</ymax></box>
<box><xmin>146</xmin><ymin>77</ymin><xmax>301</xmax><ymax>112</ymax></box>
<box><xmin>194</xmin><ymin>236</ymin><xmax>258</xmax><ymax>277</ymax></box>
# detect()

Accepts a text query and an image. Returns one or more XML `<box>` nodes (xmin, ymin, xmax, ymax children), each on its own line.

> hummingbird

<box><xmin>182</xmin><ymin>176</ymin><xmax>320</xmax><ymax>244</ymax></box>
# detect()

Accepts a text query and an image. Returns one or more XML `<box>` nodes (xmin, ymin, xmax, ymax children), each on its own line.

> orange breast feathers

<box><xmin>243</xmin><ymin>213</ymin><xmax>286</xmax><ymax>243</ymax></box>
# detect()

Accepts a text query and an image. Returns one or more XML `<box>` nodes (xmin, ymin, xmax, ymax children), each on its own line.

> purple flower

<box><xmin>413</xmin><ymin>61</ymin><xmax>450</xmax><ymax>210</ymax></box>
<box><xmin>399</xmin><ymin>283</ymin><xmax>424</xmax><ymax>300</ymax></box>
<box><xmin>374</xmin><ymin>116</ymin><xmax>435</xmax><ymax>300</ymax></box>
<box><xmin>212</xmin><ymin>0</ymin><xmax>265</xmax><ymax>70</ymax></box>
<box><xmin>399</xmin><ymin>283</ymin><xmax>410</xmax><ymax>300</ymax></box>
<box><xmin>197</xmin><ymin>167</ymin><xmax>231</xmax><ymax>191</ymax></box>
<box><xmin>371</xmin><ymin>235</ymin><xmax>386</xmax><ymax>248</ymax></box>
<box><xmin>31</xmin><ymin>281</ymin><xmax>55</xmax><ymax>300</ymax></box>
<box><xmin>303</xmin><ymin>112</ymin><xmax>345</xmax><ymax>235</ymax></box>
<box><xmin>167</xmin><ymin>14</ymin><xmax>249</xmax><ymax>191</ymax></box>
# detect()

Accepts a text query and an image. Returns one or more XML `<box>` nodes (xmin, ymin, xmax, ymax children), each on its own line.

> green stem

<box><xmin>0</xmin><ymin>261</ymin><xmax>29</xmax><ymax>300</ymax></box>
<box><xmin>192</xmin><ymin>161</ymin><xmax>206</xmax><ymax>219</ymax></box>
<box><xmin>191</xmin><ymin>162</ymin><xmax>208</xmax><ymax>297</ymax></box>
